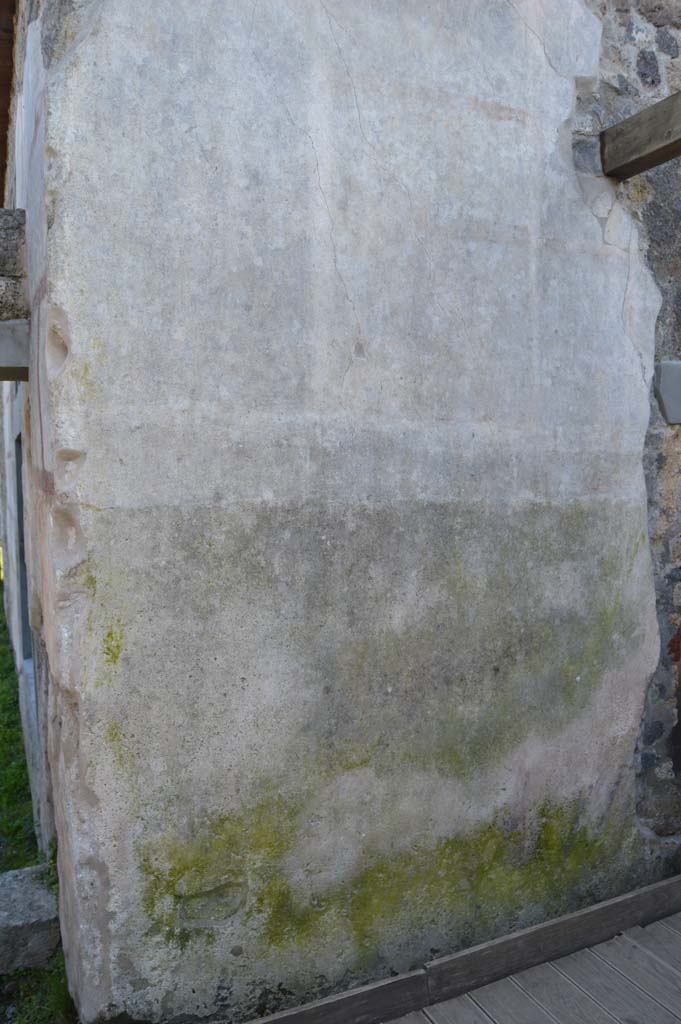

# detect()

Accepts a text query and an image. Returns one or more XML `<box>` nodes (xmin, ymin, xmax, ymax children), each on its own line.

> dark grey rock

<box><xmin>637</xmin><ymin>49</ymin><xmax>662</xmax><ymax>87</ymax></box>
<box><xmin>656</xmin><ymin>26</ymin><xmax>680</xmax><ymax>57</ymax></box>
<box><xmin>655</xmin><ymin>362</ymin><xmax>681</xmax><ymax>425</ymax></box>
<box><xmin>0</xmin><ymin>210</ymin><xmax>28</xmax><ymax>321</ymax></box>
<box><xmin>643</xmin><ymin>720</ymin><xmax>665</xmax><ymax>745</ymax></box>
<box><xmin>638</xmin><ymin>0</ymin><xmax>681</xmax><ymax>30</ymax></box>
<box><xmin>0</xmin><ymin>866</ymin><xmax>59</xmax><ymax>973</ymax></box>
<box><xmin>573</xmin><ymin>136</ymin><xmax>603</xmax><ymax>174</ymax></box>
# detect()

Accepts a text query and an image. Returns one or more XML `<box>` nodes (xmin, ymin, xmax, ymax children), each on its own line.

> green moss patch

<box><xmin>253</xmin><ymin>800</ymin><xmax>624</xmax><ymax>960</ymax></box>
<box><xmin>102</xmin><ymin>621</ymin><xmax>124</xmax><ymax>667</ymax></box>
<box><xmin>140</xmin><ymin>793</ymin><xmax>632</xmax><ymax>967</ymax></box>
<box><xmin>140</xmin><ymin>795</ymin><xmax>298</xmax><ymax>947</ymax></box>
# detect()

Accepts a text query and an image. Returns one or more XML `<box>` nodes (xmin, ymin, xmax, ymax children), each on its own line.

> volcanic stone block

<box><xmin>0</xmin><ymin>865</ymin><xmax>60</xmax><ymax>972</ymax></box>
<box><xmin>655</xmin><ymin>361</ymin><xmax>681</xmax><ymax>423</ymax></box>
<box><xmin>0</xmin><ymin>210</ymin><xmax>28</xmax><ymax>321</ymax></box>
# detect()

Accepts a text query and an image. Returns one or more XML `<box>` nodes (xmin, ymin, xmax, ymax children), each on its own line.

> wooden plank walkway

<box><xmin>388</xmin><ymin>911</ymin><xmax>681</xmax><ymax>1024</ymax></box>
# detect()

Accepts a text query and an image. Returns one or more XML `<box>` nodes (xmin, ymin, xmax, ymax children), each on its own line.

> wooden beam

<box><xmin>249</xmin><ymin>874</ymin><xmax>681</xmax><ymax>1024</ymax></box>
<box><xmin>601</xmin><ymin>91</ymin><xmax>681</xmax><ymax>179</ymax></box>
<box><xmin>0</xmin><ymin>209</ymin><xmax>27</xmax><ymax>320</ymax></box>
<box><xmin>425</xmin><ymin>873</ymin><xmax>681</xmax><ymax>1003</ymax></box>
<box><xmin>0</xmin><ymin>319</ymin><xmax>29</xmax><ymax>380</ymax></box>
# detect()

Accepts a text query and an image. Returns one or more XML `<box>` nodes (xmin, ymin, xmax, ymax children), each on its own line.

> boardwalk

<box><xmin>390</xmin><ymin>911</ymin><xmax>681</xmax><ymax>1024</ymax></box>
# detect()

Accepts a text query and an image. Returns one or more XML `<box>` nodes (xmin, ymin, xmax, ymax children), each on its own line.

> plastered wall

<box><xmin>1</xmin><ymin>2</ymin><xmax>677</xmax><ymax>1021</ymax></box>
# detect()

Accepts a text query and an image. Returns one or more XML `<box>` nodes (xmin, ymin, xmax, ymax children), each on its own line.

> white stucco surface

<box><xmin>2</xmin><ymin>1</ymin><xmax>665</xmax><ymax>1020</ymax></box>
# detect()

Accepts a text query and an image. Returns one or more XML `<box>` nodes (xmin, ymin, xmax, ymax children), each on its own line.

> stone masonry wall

<box><xmin>574</xmin><ymin>0</ymin><xmax>681</xmax><ymax>840</ymax></box>
<box><xmin>1</xmin><ymin>1</ymin><xmax>678</xmax><ymax>1022</ymax></box>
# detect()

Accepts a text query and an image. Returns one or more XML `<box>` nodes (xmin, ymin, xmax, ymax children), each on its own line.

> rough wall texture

<box><xmin>1</xmin><ymin>0</ymin><xmax>676</xmax><ymax>1021</ymax></box>
<box><xmin>573</xmin><ymin>0</ymin><xmax>681</xmax><ymax>839</ymax></box>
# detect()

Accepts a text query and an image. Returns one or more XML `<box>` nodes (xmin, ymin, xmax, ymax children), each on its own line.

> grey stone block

<box><xmin>655</xmin><ymin>361</ymin><xmax>681</xmax><ymax>424</ymax></box>
<box><xmin>0</xmin><ymin>865</ymin><xmax>59</xmax><ymax>973</ymax></box>
<box><xmin>638</xmin><ymin>0</ymin><xmax>681</xmax><ymax>30</ymax></box>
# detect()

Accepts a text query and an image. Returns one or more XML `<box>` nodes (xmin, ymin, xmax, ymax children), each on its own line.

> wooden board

<box><xmin>249</xmin><ymin>970</ymin><xmax>428</xmax><ymax>1024</ymax></box>
<box><xmin>468</xmin><ymin>978</ymin><xmax>555</xmax><ymax>1024</ymax></box>
<box><xmin>624</xmin><ymin>922</ymin><xmax>681</xmax><ymax>974</ymax></box>
<box><xmin>388</xmin><ymin>1014</ymin><xmax>429</xmax><ymax>1024</ymax></box>
<box><xmin>555</xmin><ymin>948</ymin><xmax>681</xmax><ymax>1024</ymax></box>
<box><xmin>426</xmin><ymin>874</ymin><xmax>681</xmax><ymax>1003</ymax></box>
<box><xmin>513</xmin><ymin>962</ymin><xmax>615</xmax><ymax>1024</ymax></box>
<box><xmin>424</xmin><ymin>995</ymin><xmax>495</xmax><ymax>1024</ymax></box>
<box><xmin>591</xmin><ymin>934</ymin><xmax>681</xmax><ymax>1015</ymax></box>
<box><xmin>0</xmin><ymin>319</ymin><xmax>28</xmax><ymax>380</ymax></box>
<box><xmin>601</xmin><ymin>90</ymin><xmax>681</xmax><ymax>179</ymax></box>
<box><xmin>661</xmin><ymin>912</ymin><xmax>681</xmax><ymax>936</ymax></box>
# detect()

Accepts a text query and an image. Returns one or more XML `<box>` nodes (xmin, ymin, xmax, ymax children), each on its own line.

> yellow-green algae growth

<box><xmin>104</xmin><ymin>720</ymin><xmax>134</xmax><ymax>773</ymax></box>
<box><xmin>139</xmin><ymin>797</ymin><xmax>633</xmax><ymax>961</ymax></box>
<box><xmin>254</xmin><ymin>802</ymin><xmax>626</xmax><ymax>956</ymax></box>
<box><xmin>139</xmin><ymin>796</ymin><xmax>296</xmax><ymax>949</ymax></box>
<box><xmin>93</xmin><ymin>619</ymin><xmax>126</xmax><ymax>689</ymax></box>
<box><xmin>103</xmin><ymin>621</ymin><xmax>124</xmax><ymax>666</ymax></box>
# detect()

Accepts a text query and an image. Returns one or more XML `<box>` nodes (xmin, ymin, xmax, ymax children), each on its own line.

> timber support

<box><xmin>601</xmin><ymin>91</ymin><xmax>681</xmax><ymax>180</ymax></box>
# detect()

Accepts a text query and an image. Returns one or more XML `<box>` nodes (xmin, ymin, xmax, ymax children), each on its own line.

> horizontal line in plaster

<box><xmin>83</xmin><ymin>410</ymin><xmax>648</xmax><ymax>447</ymax></box>
<box><xmin>71</xmin><ymin>491</ymin><xmax>646</xmax><ymax>517</ymax></box>
<box><xmin>78</xmin><ymin>428</ymin><xmax>649</xmax><ymax>469</ymax></box>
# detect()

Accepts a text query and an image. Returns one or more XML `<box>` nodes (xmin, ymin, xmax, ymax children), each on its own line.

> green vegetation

<box><xmin>0</xmin><ymin>581</ymin><xmax>37</xmax><ymax>873</ymax></box>
<box><xmin>0</xmin><ymin>577</ymin><xmax>77</xmax><ymax>1023</ymax></box>
<box><xmin>1</xmin><ymin>954</ymin><xmax>77</xmax><ymax>1024</ymax></box>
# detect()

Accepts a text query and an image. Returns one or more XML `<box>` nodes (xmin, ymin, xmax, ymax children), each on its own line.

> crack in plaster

<box><xmin>503</xmin><ymin>0</ymin><xmax>573</xmax><ymax>82</ymax></box>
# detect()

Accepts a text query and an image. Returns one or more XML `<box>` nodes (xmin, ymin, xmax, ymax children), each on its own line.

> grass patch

<box><xmin>0</xmin><ymin>580</ymin><xmax>37</xmax><ymax>872</ymax></box>
<box><xmin>0</xmin><ymin>579</ymin><xmax>77</xmax><ymax>1020</ymax></box>
<box><xmin>1</xmin><ymin>954</ymin><xmax>77</xmax><ymax>1024</ymax></box>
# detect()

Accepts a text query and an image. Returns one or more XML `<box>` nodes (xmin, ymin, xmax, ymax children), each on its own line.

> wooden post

<box><xmin>0</xmin><ymin>320</ymin><xmax>29</xmax><ymax>381</ymax></box>
<box><xmin>0</xmin><ymin>209</ymin><xmax>29</xmax><ymax>380</ymax></box>
<box><xmin>601</xmin><ymin>91</ymin><xmax>681</xmax><ymax>180</ymax></box>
